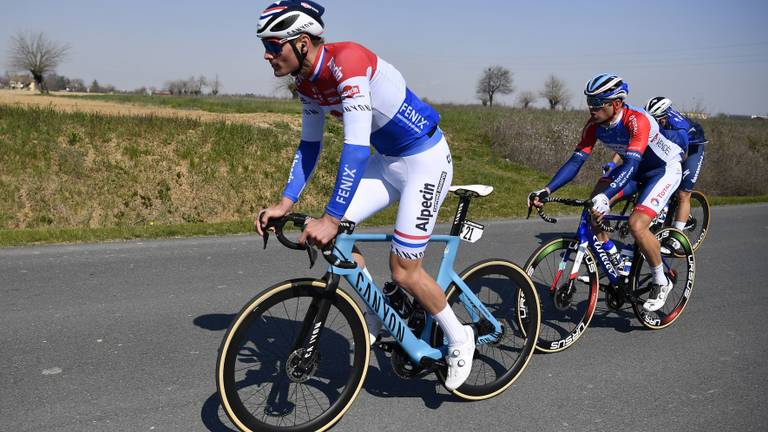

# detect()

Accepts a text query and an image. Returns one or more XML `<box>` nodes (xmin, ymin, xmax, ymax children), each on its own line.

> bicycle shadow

<box><xmin>196</xmin><ymin>312</ymin><xmax>376</xmax><ymax>431</ymax></box>
<box><xmin>361</xmin><ymin>347</ymin><xmax>455</xmax><ymax>410</ymax></box>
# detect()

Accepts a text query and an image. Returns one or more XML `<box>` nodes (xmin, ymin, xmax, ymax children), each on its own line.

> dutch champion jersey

<box><xmin>283</xmin><ymin>42</ymin><xmax>443</xmax><ymax>219</ymax></box>
<box><xmin>296</xmin><ymin>42</ymin><xmax>440</xmax><ymax>155</ymax></box>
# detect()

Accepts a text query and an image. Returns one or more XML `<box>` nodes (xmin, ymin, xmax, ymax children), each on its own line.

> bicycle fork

<box><xmin>288</xmin><ymin>273</ymin><xmax>341</xmax><ymax>378</ymax></box>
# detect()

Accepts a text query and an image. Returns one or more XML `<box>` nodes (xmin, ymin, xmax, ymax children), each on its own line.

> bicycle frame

<box><xmin>563</xmin><ymin>210</ymin><xmax>631</xmax><ymax>288</ymax></box>
<box><xmin>318</xmin><ymin>233</ymin><xmax>504</xmax><ymax>365</ymax></box>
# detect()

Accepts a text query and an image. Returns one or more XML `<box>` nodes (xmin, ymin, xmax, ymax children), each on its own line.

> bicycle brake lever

<box><xmin>262</xmin><ymin>231</ymin><xmax>269</xmax><ymax>249</ymax></box>
<box><xmin>306</xmin><ymin>245</ymin><xmax>318</xmax><ymax>268</ymax></box>
<box><xmin>526</xmin><ymin>206</ymin><xmax>532</xmax><ymax>219</ymax></box>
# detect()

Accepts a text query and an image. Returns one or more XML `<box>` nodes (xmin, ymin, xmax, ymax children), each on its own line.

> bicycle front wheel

<box><xmin>524</xmin><ymin>237</ymin><xmax>600</xmax><ymax>353</ymax></box>
<box><xmin>630</xmin><ymin>228</ymin><xmax>696</xmax><ymax>330</ymax></box>
<box><xmin>433</xmin><ymin>259</ymin><xmax>540</xmax><ymax>400</ymax></box>
<box><xmin>217</xmin><ymin>278</ymin><xmax>369</xmax><ymax>432</ymax></box>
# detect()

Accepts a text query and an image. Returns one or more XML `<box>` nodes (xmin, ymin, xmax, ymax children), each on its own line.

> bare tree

<box><xmin>540</xmin><ymin>74</ymin><xmax>570</xmax><ymax>110</ymax></box>
<box><xmin>210</xmin><ymin>74</ymin><xmax>221</xmax><ymax>96</ymax></box>
<box><xmin>7</xmin><ymin>32</ymin><xmax>70</xmax><ymax>94</ymax></box>
<box><xmin>517</xmin><ymin>91</ymin><xmax>537</xmax><ymax>109</ymax></box>
<box><xmin>476</xmin><ymin>65</ymin><xmax>514</xmax><ymax>107</ymax></box>
<box><xmin>275</xmin><ymin>76</ymin><xmax>299</xmax><ymax>99</ymax></box>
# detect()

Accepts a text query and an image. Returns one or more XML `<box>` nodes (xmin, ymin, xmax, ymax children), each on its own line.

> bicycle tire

<box><xmin>524</xmin><ymin>237</ymin><xmax>600</xmax><ymax>353</ymax></box>
<box><xmin>217</xmin><ymin>278</ymin><xmax>369</xmax><ymax>432</ymax></box>
<box><xmin>630</xmin><ymin>228</ymin><xmax>696</xmax><ymax>330</ymax></box>
<box><xmin>432</xmin><ymin>259</ymin><xmax>540</xmax><ymax>400</ymax></box>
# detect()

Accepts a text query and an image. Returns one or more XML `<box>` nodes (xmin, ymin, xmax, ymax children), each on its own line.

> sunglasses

<box><xmin>586</xmin><ymin>96</ymin><xmax>612</xmax><ymax>109</ymax></box>
<box><xmin>262</xmin><ymin>38</ymin><xmax>286</xmax><ymax>56</ymax></box>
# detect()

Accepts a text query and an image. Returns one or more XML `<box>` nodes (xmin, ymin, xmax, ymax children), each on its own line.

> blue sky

<box><xmin>2</xmin><ymin>0</ymin><xmax>767</xmax><ymax>115</ymax></box>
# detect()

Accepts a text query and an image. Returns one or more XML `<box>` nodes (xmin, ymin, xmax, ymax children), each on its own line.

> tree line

<box><xmin>477</xmin><ymin>65</ymin><xmax>570</xmax><ymax>110</ymax></box>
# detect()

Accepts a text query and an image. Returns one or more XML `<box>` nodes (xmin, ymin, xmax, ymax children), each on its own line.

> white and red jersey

<box><xmin>284</xmin><ymin>41</ymin><xmax>443</xmax><ymax>220</ymax></box>
<box><xmin>296</xmin><ymin>41</ymin><xmax>440</xmax><ymax>156</ymax></box>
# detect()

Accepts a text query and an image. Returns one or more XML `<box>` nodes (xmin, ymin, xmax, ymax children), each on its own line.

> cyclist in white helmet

<box><xmin>528</xmin><ymin>73</ymin><xmax>684</xmax><ymax>312</ymax></box>
<box><xmin>645</xmin><ymin>96</ymin><xmax>708</xmax><ymax>241</ymax></box>
<box><xmin>253</xmin><ymin>1</ymin><xmax>474</xmax><ymax>391</ymax></box>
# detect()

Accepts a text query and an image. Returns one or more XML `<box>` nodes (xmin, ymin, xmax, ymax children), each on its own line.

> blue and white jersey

<box><xmin>664</xmin><ymin>108</ymin><xmax>708</xmax><ymax>152</ymax></box>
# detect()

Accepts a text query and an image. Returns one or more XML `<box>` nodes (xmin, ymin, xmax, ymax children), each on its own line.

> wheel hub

<box><xmin>286</xmin><ymin>349</ymin><xmax>319</xmax><ymax>383</ymax></box>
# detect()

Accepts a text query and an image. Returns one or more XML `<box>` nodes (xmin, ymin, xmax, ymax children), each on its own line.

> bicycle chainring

<box><xmin>390</xmin><ymin>345</ymin><xmax>423</xmax><ymax>379</ymax></box>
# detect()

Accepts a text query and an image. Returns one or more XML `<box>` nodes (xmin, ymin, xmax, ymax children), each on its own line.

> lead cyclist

<box><xmin>253</xmin><ymin>1</ymin><xmax>473</xmax><ymax>390</ymax></box>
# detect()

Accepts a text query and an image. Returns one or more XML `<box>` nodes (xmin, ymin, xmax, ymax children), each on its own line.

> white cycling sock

<box><xmin>673</xmin><ymin>221</ymin><xmax>686</xmax><ymax>230</ymax></box>
<box><xmin>651</xmin><ymin>264</ymin><xmax>667</xmax><ymax>285</ymax></box>
<box><xmin>434</xmin><ymin>304</ymin><xmax>468</xmax><ymax>345</ymax></box>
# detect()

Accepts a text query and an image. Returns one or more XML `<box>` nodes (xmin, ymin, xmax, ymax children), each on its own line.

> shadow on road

<box><xmin>194</xmin><ymin>313</ymin><xmax>236</xmax><ymax>331</ymax></box>
<box><xmin>201</xmin><ymin>392</ymin><xmax>238</xmax><ymax>432</ymax></box>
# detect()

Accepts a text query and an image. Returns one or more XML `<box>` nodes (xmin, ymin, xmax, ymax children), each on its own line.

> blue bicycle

<box><xmin>217</xmin><ymin>185</ymin><xmax>541</xmax><ymax>432</ymax></box>
<box><xmin>524</xmin><ymin>197</ymin><xmax>695</xmax><ymax>353</ymax></box>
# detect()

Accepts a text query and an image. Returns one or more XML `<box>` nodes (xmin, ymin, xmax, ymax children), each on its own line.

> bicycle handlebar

<box><xmin>261</xmin><ymin>213</ymin><xmax>358</xmax><ymax>269</ymax></box>
<box><xmin>527</xmin><ymin>196</ymin><xmax>615</xmax><ymax>232</ymax></box>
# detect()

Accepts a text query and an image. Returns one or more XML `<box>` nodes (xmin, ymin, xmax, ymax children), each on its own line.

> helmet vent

<box><xmin>271</xmin><ymin>14</ymin><xmax>298</xmax><ymax>32</ymax></box>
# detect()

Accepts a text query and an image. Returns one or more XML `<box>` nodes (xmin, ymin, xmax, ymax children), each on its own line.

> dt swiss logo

<box><xmin>341</xmin><ymin>85</ymin><xmax>360</xmax><ymax>99</ymax></box>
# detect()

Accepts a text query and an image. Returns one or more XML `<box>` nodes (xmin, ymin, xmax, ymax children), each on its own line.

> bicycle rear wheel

<box><xmin>217</xmin><ymin>278</ymin><xmax>369</xmax><ymax>432</ymax></box>
<box><xmin>524</xmin><ymin>237</ymin><xmax>599</xmax><ymax>352</ymax></box>
<box><xmin>670</xmin><ymin>190</ymin><xmax>710</xmax><ymax>251</ymax></box>
<box><xmin>630</xmin><ymin>228</ymin><xmax>696</xmax><ymax>330</ymax></box>
<box><xmin>433</xmin><ymin>259</ymin><xmax>540</xmax><ymax>400</ymax></box>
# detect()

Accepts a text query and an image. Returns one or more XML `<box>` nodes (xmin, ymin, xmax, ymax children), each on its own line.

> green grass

<box><xmin>1</xmin><ymin>98</ymin><xmax>765</xmax><ymax>247</ymax></box>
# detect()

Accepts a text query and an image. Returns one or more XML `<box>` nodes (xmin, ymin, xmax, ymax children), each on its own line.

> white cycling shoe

<box><xmin>444</xmin><ymin>325</ymin><xmax>475</xmax><ymax>391</ymax></box>
<box><xmin>643</xmin><ymin>279</ymin><xmax>673</xmax><ymax>312</ymax></box>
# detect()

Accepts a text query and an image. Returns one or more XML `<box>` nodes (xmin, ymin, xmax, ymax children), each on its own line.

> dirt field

<box><xmin>0</xmin><ymin>90</ymin><xmax>299</xmax><ymax>128</ymax></box>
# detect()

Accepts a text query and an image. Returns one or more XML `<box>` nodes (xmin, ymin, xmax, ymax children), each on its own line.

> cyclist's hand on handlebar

<box><xmin>591</xmin><ymin>193</ymin><xmax>609</xmax><ymax>220</ymax></box>
<box><xmin>255</xmin><ymin>198</ymin><xmax>294</xmax><ymax>236</ymax></box>
<box><xmin>298</xmin><ymin>213</ymin><xmax>341</xmax><ymax>248</ymax></box>
<box><xmin>527</xmin><ymin>188</ymin><xmax>550</xmax><ymax>209</ymax></box>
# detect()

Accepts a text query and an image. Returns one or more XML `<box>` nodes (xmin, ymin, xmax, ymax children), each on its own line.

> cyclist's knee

<box><xmin>629</xmin><ymin>212</ymin><xmax>652</xmax><ymax>236</ymax></box>
<box><xmin>390</xmin><ymin>256</ymin><xmax>423</xmax><ymax>289</ymax></box>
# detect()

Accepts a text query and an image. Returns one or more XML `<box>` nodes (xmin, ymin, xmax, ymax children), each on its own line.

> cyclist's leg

<box><xmin>386</xmin><ymin>136</ymin><xmax>472</xmax><ymax>389</ymax></box>
<box><xmin>630</xmin><ymin>163</ymin><xmax>681</xmax><ymax>310</ymax></box>
<box><xmin>387</xmin><ymin>136</ymin><xmax>453</xmax><ymax>316</ymax></box>
<box><xmin>344</xmin><ymin>152</ymin><xmax>400</xmax><ymax>269</ymax></box>
<box><xmin>673</xmin><ymin>145</ymin><xmax>704</xmax><ymax>230</ymax></box>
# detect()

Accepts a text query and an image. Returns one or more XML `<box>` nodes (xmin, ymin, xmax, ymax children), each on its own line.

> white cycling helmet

<box><xmin>645</xmin><ymin>96</ymin><xmax>673</xmax><ymax>119</ymax></box>
<box><xmin>257</xmin><ymin>1</ymin><xmax>325</xmax><ymax>41</ymax></box>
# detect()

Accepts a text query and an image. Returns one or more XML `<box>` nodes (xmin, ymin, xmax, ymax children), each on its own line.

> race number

<box><xmin>459</xmin><ymin>220</ymin><xmax>485</xmax><ymax>243</ymax></box>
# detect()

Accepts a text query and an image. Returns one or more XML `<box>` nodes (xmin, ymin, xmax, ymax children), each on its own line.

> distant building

<box><xmin>152</xmin><ymin>89</ymin><xmax>171</xmax><ymax>96</ymax></box>
<box><xmin>751</xmin><ymin>115</ymin><xmax>768</xmax><ymax>120</ymax></box>
<box><xmin>9</xmin><ymin>74</ymin><xmax>36</xmax><ymax>92</ymax></box>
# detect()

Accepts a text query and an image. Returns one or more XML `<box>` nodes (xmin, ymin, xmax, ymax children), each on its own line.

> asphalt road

<box><xmin>2</xmin><ymin>204</ymin><xmax>767</xmax><ymax>432</ymax></box>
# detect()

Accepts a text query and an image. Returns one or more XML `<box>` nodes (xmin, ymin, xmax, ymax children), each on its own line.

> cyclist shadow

<box><xmin>587</xmin><ymin>302</ymin><xmax>643</xmax><ymax>333</ymax></box>
<box><xmin>362</xmin><ymin>348</ymin><xmax>454</xmax><ymax>409</ymax></box>
<box><xmin>196</xmin><ymin>314</ymin><xmax>238</xmax><ymax>432</ymax></box>
<box><xmin>534</xmin><ymin>232</ymin><xmax>577</xmax><ymax>244</ymax></box>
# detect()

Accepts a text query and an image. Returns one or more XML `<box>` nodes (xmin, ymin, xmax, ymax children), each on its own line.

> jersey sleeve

<box><xmin>546</xmin><ymin>121</ymin><xmax>596</xmax><ymax>193</ymax></box>
<box><xmin>281</xmin><ymin>96</ymin><xmax>326</xmax><ymax>202</ymax></box>
<box><xmin>323</xmin><ymin>47</ymin><xmax>376</xmax><ymax>219</ymax></box>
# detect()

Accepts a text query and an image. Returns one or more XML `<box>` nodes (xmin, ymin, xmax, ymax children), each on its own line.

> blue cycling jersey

<box><xmin>664</xmin><ymin>108</ymin><xmax>708</xmax><ymax>152</ymax></box>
